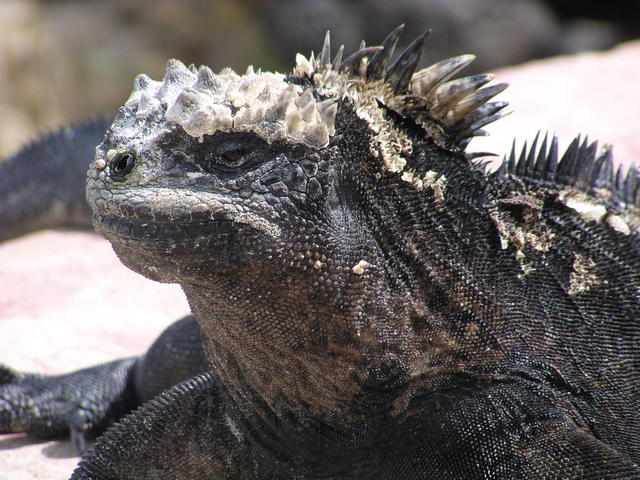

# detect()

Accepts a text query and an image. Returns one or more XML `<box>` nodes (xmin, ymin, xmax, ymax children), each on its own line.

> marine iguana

<box><xmin>1</xmin><ymin>26</ymin><xmax>640</xmax><ymax>478</ymax></box>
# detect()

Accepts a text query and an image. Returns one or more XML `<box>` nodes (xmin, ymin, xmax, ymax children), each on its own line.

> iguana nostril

<box><xmin>111</xmin><ymin>152</ymin><xmax>136</xmax><ymax>179</ymax></box>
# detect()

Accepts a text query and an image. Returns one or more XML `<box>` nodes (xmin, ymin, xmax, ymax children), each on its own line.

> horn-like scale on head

<box><xmin>125</xmin><ymin>60</ymin><xmax>337</xmax><ymax>148</ymax></box>
<box><xmin>123</xmin><ymin>26</ymin><xmax>509</xmax><ymax>169</ymax></box>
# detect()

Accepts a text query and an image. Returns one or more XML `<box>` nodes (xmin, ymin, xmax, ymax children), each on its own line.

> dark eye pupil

<box><xmin>220</xmin><ymin>149</ymin><xmax>245</xmax><ymax>165</ymax></box>
<box><xmin>112</xmin><ymin>152</ymin><xmax>136</xmax><ymax>178</ymax></box>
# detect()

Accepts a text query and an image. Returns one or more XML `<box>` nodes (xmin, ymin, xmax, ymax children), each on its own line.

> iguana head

<box><xmin>86</xmin><ymin>26</ymin><xmax>515</xmax><ymax>419</ymax></box>
<box><xmin>87</xmin><ymin>26</ymin><xmax>507</xmax><ymax>286</ymax></box>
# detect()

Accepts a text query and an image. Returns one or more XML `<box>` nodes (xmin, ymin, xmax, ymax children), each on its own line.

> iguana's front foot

<box><xmin>0</xmin><ymin>316</ymin><xmax>207</xmax><ymax>454</ymax></box>
<box><xmin>0</xmin><ymin>358</ymin><xmax>137</xmax><ymax>452</ymax></box>
<box><xmin>70</xmin><ymin>373</ymin><xmax>255</xmax><ymax>480</ymax></box>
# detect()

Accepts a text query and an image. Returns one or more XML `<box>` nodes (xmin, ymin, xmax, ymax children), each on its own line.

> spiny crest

<box><xmin>293</xmin><ymin>25</ymin><xmax>510</xmax><ymax>152</ymax></box>
<box><xmin>121</xmin><ymin>26</ymin><xmax>508</xmax><ymax>160</ymax></box>
<box><xmin>496</xmin><ymin>132</ymin><xmax>640</xmax><ymax>209</ymax></box>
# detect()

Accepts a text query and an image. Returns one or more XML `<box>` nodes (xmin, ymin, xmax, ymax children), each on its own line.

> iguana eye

<box><xmin>218</xmin><ymin>148</ymin><xmax>247</xmax><ymax>168</ymax></box>
<box><xmin>111</xmin><ymin>152</ymin><xmax>136</xmax><ymax>180</ymax></box>
<box><xmin>190</xmin><ymin>132</ymin><xmax>267</xmax><ymax>173</ymax></box>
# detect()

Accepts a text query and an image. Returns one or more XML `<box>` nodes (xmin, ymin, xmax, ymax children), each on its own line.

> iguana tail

<box><xmin>0</xmin><ymin>118</ymin><xmax>110</xmax><ymax>242</ymax></box>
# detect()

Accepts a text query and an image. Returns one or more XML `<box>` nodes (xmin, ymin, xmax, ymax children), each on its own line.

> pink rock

<box><xmin>0</xmin><ymin>232</ymin><xmax>188</xmax><ymax>479</ymax></box>
<box><xmin>470</xmin><ymin>40</ymin><xmax>640</xmax><ymax>168</ymax></box>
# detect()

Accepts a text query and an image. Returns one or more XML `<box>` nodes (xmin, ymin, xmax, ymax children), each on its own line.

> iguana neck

<box><xmin>180</xmin><ymin>261</ymin><xmax>428</xmax><ymax>422</ymax></box>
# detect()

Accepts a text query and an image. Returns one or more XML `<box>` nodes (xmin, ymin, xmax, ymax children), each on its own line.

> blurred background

<box><xmin>1</xmin><ymin>0</ymin><xmax>638</xmax><ymax>158</ymax></box>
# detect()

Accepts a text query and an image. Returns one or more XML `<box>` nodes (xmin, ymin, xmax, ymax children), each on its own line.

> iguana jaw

<box><xmin>87</xmin><ymin>182</ymin><xmax>282</xmax><ymax>284</ymax></box>
<box><xmin>92</xmin><ymin>214</ymin><xmax>237</xmax><ymax>282</ymax></box>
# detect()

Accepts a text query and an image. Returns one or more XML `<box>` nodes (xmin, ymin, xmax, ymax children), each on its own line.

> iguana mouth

<box><xmin>89</xmin><ymin>185</ymin><xmax>239</xmax><ymax>250</ymax></box>
<box><xmin>93</xmin><ymin>210</ymin><xmax>261</xmax><ymax>284</ymax></box>
<box><xmin>88</xmin><ymin>182</ymin><xmax>282</xmax><ymax>239</ymax></box>
<box><xmin>94</xmin><ymin>214</ymin><xmax>235</xmax><ymax>244</ymax></box>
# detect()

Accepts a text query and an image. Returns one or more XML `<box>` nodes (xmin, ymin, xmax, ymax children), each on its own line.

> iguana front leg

<box><xmin>0</xmin><ymin>315</ymin><xmax>207</xmax><ymax>452</ymax></box>
<box><xmin>69</xmin><ymin>373</ymin><xmax>268</xmax><ymax>480</ymax></box>
<box><xmin>56</xmin><ymin>378</ymin><xmax>640</xmax><ymax>479</ymax></box>
<box><xmin>0</xmin><ymin>357</ymin><xmax>137</xmax><ymax>452</ymax></box>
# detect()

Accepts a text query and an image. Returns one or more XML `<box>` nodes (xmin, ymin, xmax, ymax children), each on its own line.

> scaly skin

<box><xmin>3</xmin><ymin>28</ymin><xmax>640</xmax><ymax>478</ymax></box>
